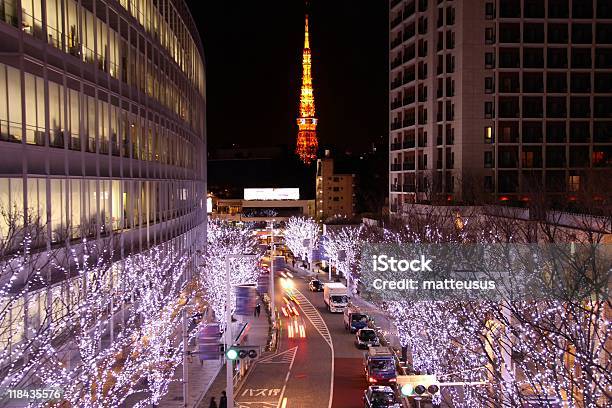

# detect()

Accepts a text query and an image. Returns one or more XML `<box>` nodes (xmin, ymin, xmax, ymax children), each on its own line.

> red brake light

<box><xmin>368</xmin><ymin>377</ymin><xmax>377</xmax><ymax>383</ymax></box>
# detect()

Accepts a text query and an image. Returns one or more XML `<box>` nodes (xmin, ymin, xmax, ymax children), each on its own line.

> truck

<box><xmin>323</xmin><ymin>282</ymin><xmax>349</xmax><ymax>313</ymax></box>
<box><xmin>344</xmin><ymin>306</ymin><xmax>369</xmax><ymax>333</ymax></box>
<box><xmin>364</xmin><ymin>347</ymin><xmax>397</xmax><ymax>385</ymax></box>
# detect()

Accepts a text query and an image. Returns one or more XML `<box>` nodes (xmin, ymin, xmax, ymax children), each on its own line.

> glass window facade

<box><xmin>0</xmin><ymin>0</ymin><xmax>206</xmax><ymax>359</ymax></box>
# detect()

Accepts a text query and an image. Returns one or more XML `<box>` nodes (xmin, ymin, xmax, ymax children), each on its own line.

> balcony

<box><xmin>391</xmin><ymin>184</ymin><xmax>401</xmax><ymax>192</ymax></box>
<box><xmin>403</xmin><ymin>50</ymin><xmax>416</xmax><ymax>63</ymax></box>
<box><xmin>390</xmin><ymin>36</ymin><xmax>403</xmax><ymax>50</ymax></box>
<box><xmin>391</xmin><ymin>99</ymin><xmax>402</xmax><ymax>110</ymax></box>
<box><xmin>403</xmin><ymin>161</ymin><xmax>416</xmax><ymax>170</ymax></box>
<box><xmin>391</xmin><ymin>121</ymin><xmax>402</xmax><ymax>130</ymax></box>
<box><xmin>403</xmin><ymin>95</ymin><xmax>416</xmax><ymax>106</ymax></box>
<box><xmin>403</xmin><ymin>28</ymin><xmax>415</xmax><ymax>42</ymax></box>
<box><xmin>391</xmin><ymin>142</ymin><xmax>402</xmax><ymax>151</ymax></box>
<box><xmin>391</xmin><ymin>78</ymin><xmax>403</xmax><ymax>89</ymax></box>
<box><xmin>391</xmin><ymin>15</ymin><xmax>403</xmax><ymax>29</ymax></box>
<box><xmin>391</xmin><ymin>163</ymin><xmax>402</xmax><ymax>171</ymax></box>
<box><xmin>403</xmin><ymin>138</ymin><xmax>416</xmax><ymax>148</ymax></box>
<box><xmin>403</xmin><ymin>3</ymin><xmax>416</xmax><ymax>20</ymax></box>
<box><xmin>403</xmin><ymin>117</ymin><xmax>416</xmax><ymax>127</ymax></box>
<box><xmin>403</xmin><ymin>184</ymin><xmax>416</xmax><ymax>192</ymax></box>
<box><xmin>391</xmin><ymin>56</ymin><xmax>403</xmax><ymax>70</ymax></box>
<box><xmin>403</xmin><ymin>72</ymin><xmax>416</xmax><ymax>84</ymax></box>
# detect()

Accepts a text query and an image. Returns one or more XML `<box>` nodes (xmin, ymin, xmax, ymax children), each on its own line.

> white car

<box><xmin>355</xmin><ymin>328</ymin><xmax>380</xmax><ymax>349</ymax></box>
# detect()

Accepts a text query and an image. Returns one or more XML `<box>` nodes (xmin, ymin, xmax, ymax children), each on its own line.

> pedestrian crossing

<box><xmin>293</xmin><ymin>289</ymin><xmax>333</xmax><ymax>348</ymax></box>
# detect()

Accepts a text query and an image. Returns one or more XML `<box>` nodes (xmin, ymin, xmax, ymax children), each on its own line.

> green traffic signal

<box><xmin>401</xmin><ymin>384</ymin><xmax>413</xmax><ymax>396</ymax></box>
<box><xmin>226</xmin><ymin>348</ymin><xmax>238</xmax><ymax>360</ymax></box>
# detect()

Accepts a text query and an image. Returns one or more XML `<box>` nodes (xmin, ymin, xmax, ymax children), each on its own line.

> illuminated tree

<box><xmin>284</xmin><ymin>216</ymin><xmax>319</xmax><ymax>262</ymax></box>
<box><xmin>198</xmin><ymin>219</ymin><xmax>262</xmax><ymax>326</ymax></box>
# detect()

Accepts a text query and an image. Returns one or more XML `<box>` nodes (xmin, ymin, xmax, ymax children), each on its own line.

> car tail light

<box><xmin>368</xmin><ymin>377</ymin><xmax>377</xmax><ymax>383</ymax></box>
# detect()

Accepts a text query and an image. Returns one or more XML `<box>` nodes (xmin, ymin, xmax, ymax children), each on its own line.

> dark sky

<box><xmin>188</xmin><ymin>1</ymin><xmax>388</xmax><ymax>154</ymax></box>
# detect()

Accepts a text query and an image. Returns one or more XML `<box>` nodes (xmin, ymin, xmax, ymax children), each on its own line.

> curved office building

<box><xmin>0</xmin><ymin>0</ymin><xmax>206</xmax><ymax>355</ymax></box>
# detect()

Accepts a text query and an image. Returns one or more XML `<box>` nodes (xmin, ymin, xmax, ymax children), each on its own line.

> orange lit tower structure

<box><xmin>296</xmin><ymin>12</ymin><xmax>318</xmax><ymax>164</ymax></box>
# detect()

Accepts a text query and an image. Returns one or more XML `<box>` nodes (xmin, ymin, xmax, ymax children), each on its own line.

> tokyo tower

<box><xmin>295</xmin><ymin>9</ymin><xmax>318</xmax><ymax>164</ymax></box>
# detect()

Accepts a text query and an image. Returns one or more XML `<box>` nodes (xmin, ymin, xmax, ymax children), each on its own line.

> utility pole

<box><xmin>224</xmin><ymin>254</ymin><xmax>257</xmax><ymax>408</ymax></box>
<box><xmin>225</xmin><ymin>255</ymin><xmax>234</xmax><ymax>408</ymax></box>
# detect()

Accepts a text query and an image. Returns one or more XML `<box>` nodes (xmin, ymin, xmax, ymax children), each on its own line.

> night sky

<box><xmin>188</xmin><ymin>0</ymin><xmax>389</xmax><ymax>154</ymax></box>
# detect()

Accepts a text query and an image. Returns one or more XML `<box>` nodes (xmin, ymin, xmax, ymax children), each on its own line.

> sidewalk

<box><xmin>195</xmin><ymin>306</ymin><xmax>272</xmax><ymax>408</ymax></box>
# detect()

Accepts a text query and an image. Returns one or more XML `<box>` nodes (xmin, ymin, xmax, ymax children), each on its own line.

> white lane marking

<box><xmin>292</xmin><ymin>288</ymin><xmax>335</xmax><ymax>408</ymax></box>
<box><xmin>292</xmin><ymin>291</ymin><xmax>332</xmax><ymax>347</ymax></box>
<box><xmin>275</xmin><ymin>345</ymin><xmax>298</xmax><ymax>408</ymax></box>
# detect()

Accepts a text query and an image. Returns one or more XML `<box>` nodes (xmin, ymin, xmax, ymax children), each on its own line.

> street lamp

<box><xmin>269</xmin><ymin>219</ymin><xmax>276</xmax><ymax>326</ymax></box>
<box><xmin>224</xmin><ymin>253</ymin><xmax>257</xmax><ymax>408</ymax></box>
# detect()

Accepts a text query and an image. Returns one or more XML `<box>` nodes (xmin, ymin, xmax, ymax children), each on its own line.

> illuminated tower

<box><xmin>295</xmin><ymin>11</ymin><xmax>318</xmax><ymax>164</ymax></box>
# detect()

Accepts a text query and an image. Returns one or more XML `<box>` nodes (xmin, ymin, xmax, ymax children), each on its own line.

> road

<box><xmin>236</xmin><ymin>268</ymin><xmax>381</xmax><ymax>408</ymax></box>
<box><xmin>235</xmin><ymin>268</ymin><xmax>334</xmax><ymax>408</ymax></box>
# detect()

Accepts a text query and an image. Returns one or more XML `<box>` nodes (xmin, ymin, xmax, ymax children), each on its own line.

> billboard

<box><xmin>244</xmin><ymin>188</ymin><xmax>300</xmax><ymax>200</ymax></box>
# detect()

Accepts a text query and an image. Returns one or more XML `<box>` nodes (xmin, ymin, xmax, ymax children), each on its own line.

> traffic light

<box><xmin>398</xmin><ymin>375</ymin><xmax>440</xmax><ymax>397</ymax></box>
<box><xmin>225</xmin><ymin>346</ymin><xmax>259</xmax><ymax>360</ymax></box>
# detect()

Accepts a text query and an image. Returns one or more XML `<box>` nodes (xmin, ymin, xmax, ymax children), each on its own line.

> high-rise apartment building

<box><xmin>0</xmin><ymin>0</ymin><xmax>206</xmax><ymax>355</ymax></box>
<box><xmin>316</xmin><ymin>151</ymin><xmax>356</xmax><ymax>222</ymax></box>
<box><xmin>389</xmin><ymin>0</ymin><xmax>612</xmax><ymax>212</ymax></box>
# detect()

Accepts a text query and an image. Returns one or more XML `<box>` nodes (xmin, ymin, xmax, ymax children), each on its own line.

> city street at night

<box><xmin>0</xmin><ymin>0</ymin><xmax>610</xmax><ymax>407</ymax></box>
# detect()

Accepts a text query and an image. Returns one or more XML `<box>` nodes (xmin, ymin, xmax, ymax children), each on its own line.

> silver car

<box><xmin>355</xmin><ymin>328</ymin><xmax>380</xmax><ymax>349</ymax></box>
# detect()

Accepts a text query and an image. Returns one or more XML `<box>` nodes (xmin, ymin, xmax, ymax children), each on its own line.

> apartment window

<box><xmin>484</xmin><ymin>126</ymin><xmax>494</xmax><ymax>143</ymax></box>
<box><xmin>500</xmin><ymin>48</ymin><xmax>520</xmax><ymax>68</ymax></box>
<box><xmin>522</xmin><ymin>147</ymin><xmax>542</xmax><ymax>168</ymax></box>
<box><xmin>446</xmin><ymin>78</ymin><xmax>455</xmax><ymax>97</ymax></box>
<box><xmin>446</xmin><ymin>54</ymin><xmax>455</xmax><ymax>73</ymax></box>
<box><xmin>446</xmin><ymin>7</ymin><xmax>455</xmax><ymax>25</ymax></box>
<box><xmin>598</xmin><ymin>0</ymin><xmax>612</xmax><ymax>18</ymax></box>
<box><xmin>569</xmin><ymin>147</ymin><xmax>589</xmax><ymax>167</ymax></box>
<box><xmin>485</xmin><ymin>27</ymin><xmax>496</xmax><ymax>44</ymax></box>
<box><xmin>571</xmin><ymin>73</ymin><xmax>591</xmax><ymax>93</ymax></box>
<box><xmin>499</xmin><ymin>23</ymin><xmax>521</xmax><ymax>43</ymax></box>
<box><xmin>570</xmin><ymin>96</ymin><xmax>591</xmax><ymax>118</ymax></box>
<box><xmin>419</xmin><ymin>0</ymin><xmax>428</xmax><ymax>13</ymax></box>
<box><xmin>547</xmin><ymin>122</ymin><xmax>567</xmax><ymax>143</ymax></box>
<box><xmin>572</xmin><ymin>1</ymin><xmax>593</xmax><ymax>19</ymax></box>
<box><xmin>548</xmin><ymin>48</ymin><xmax>568</xmax><ymax>68</ymax></box>
<box><xmin>546</xmin><ymin>146</ymin><xmax>566</xmax><ymax>167</ymax></box>
<box><xmin>523</xmin><ymin>72</ymin><xmax>544</xmax><ymax>93</ymax></box>
<box><xmin>547</xmin><ymin>72</ymin><xmax>567</xmax><ymax>93</ymax></box>
<box><xmin>524</xmin><ymin>23</ymin><xmax>544</xmax><ymax>43</ymax></box>
<box><xmin>485</xmin><ymin>2</ymin><xmax>495</xmax><ymax>19</ymax></box>
<box><xmin>500</xmin><ymin>0</ymin><xmax>521</xmax><ymax>18</ymax></box>
<box><xmin>484</xmin><ymin>176</ymin><xmax>494</xmax><ymax>192</ymax></box>
<box><xmin>568</xmin><ymin>175</ymin><xmax>581</xmax><ymax>192</ymax></box>
<box><xmin>524</xmin><ymin>48</ymin><xmax>544</xmax><ymax>68</ymax></box>
<box><xmin>596</xmin><ymin>24</ymin><xmax>612</xmax><ymax>44</ymax></box>
<box><xmin>523</xmin><ymin>122</ymin><xmax>543</xmax><ymax>143</ymax></box>
<box><xmin>485</xmin><ymin>52</ymin><xmax>495</xmax><ymax>68</ymax></box>
<box><xmin>524</xmin><ymin>0</ymin><xmax>545</xmax><ymax>18</ymax></box>
<box><xmin>484</xmin><ymin>151</ymin><xmax>494</xmax><ymax>168</ymax></box>
<box><xmin>572</xmin><ymin>48</ymin><xmax>592</xmax><ymax>68</ymax></box>
<box><xmin>549</xmin><ymin>0</ymin><xmax>569</xmax><ymax>18</ymax></box>
<box><xmin>485</xmin><ymin>102</ymin><xmax>494</xmax><ymax>118</ymax></box>
<box><xmin>596</xmin><ymin>49</ymin><xmax>612</xmax><ymax>68</ymax></box>
<box><xmin>548</xmin><ymin>23</ymin><xmax>568</xmax><ymax>44</ymax></box>
<box><xmin>572</xmin><ymin>24</ymin><xmax>593</xmax><ymax>44</ymax></box>
<box><xmin>485</xmin><ymin>77</ymin><xmax>495</xmax><ymax>93</ymax></box>
<box><xmin>446</xmin><ymin>31</ymin><xmax>455</xmax><ymax>49</ymax></box>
